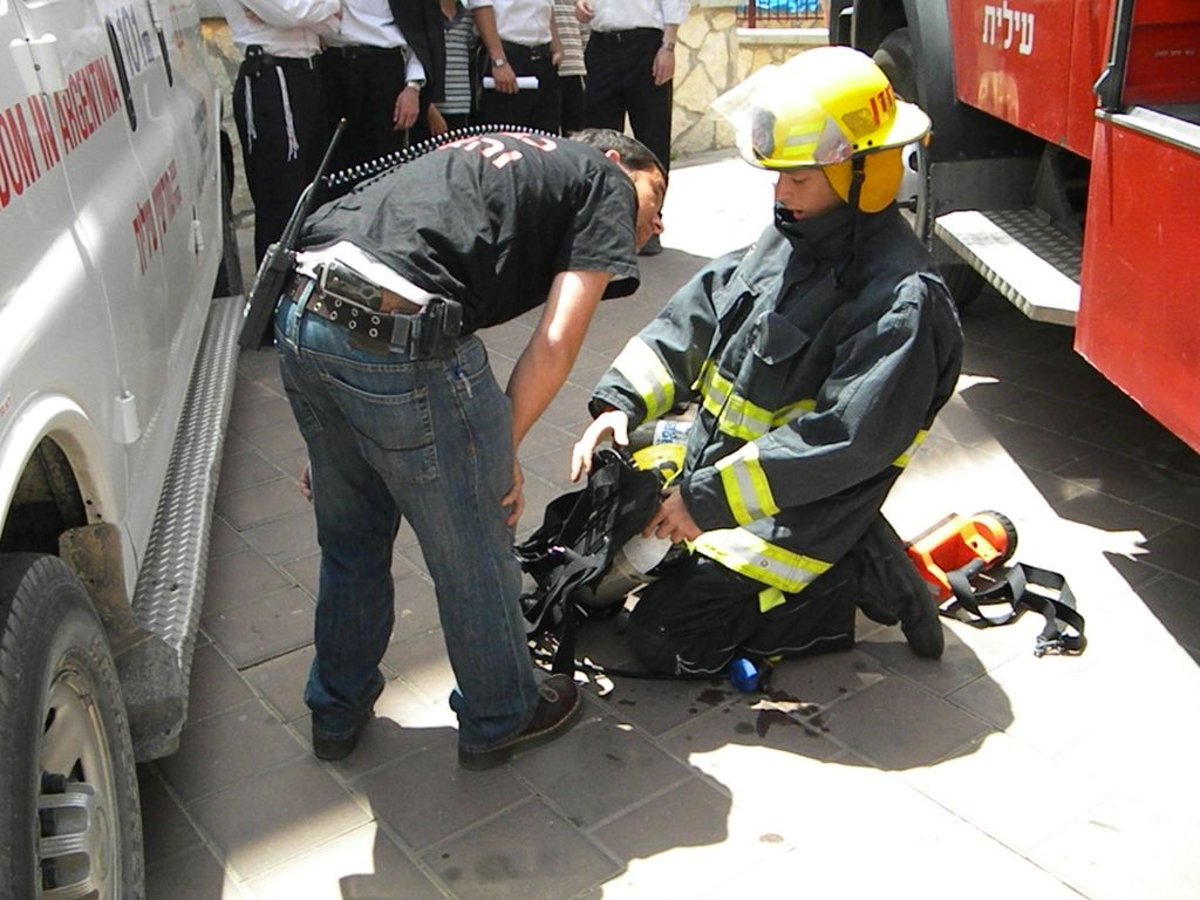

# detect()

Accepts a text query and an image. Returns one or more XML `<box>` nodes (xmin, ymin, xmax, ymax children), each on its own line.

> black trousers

<box><xmin>232</xmin><ymin>52</ymin><xmax>325</xmax><ymax>265</ymax></box>
<box><xmin>584</xmin><ymin>28</ymin><xmax>672</xmax><ymax>171</ymax></box>
<box><xmin>559</xmin><ymin>74</ymin><xmax>587</xmax><ymax>135</ymax></box>
<box><xmin>627</xmin><ymin>514</ymin><xmax>926</xmax><ymax>675</ymax></box>
<box><xmin>475</xmin><ymin>41</ymin><xmax>561</xmax><ymax>133</ymax></box>
<box><xmin>320</xmin><ymin>47</ymin><xmax>419</xmax><ymax>176</ymax></box>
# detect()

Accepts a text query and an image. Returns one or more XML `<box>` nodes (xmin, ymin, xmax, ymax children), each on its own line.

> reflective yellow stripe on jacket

<box><xmin>693</xmin><ymin>528</ymin><xmax>831</xmax><ymax>593</ymax></box>
<box><xmin>715</xmin><ymin>442</ymin><xmax>779</xmax><ymax>525</ymax></box>
<box><xmin>893</xmin><ymin>430</ymin><xmax>929</xmax><ymax>467</ymax></box>
<box><xmin>610</xmin><ymin>337</ymin><xmax>676</xmax><ymax>420</ymax></box>
<box><xmin>697</xmin><ymin>362</ymin><xmax>815</xmax><ymax>442</ymax></box>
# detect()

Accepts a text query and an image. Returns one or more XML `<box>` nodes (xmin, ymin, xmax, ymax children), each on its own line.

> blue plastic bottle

<box><xmin>729</xmin><ymin>657</ymin><xmax>762</xmax><ymax>693</ymax></box>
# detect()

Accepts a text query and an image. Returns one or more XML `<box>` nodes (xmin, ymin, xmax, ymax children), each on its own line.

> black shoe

<box><xmin>312</xmin><ymin>682</ymin><xmax>384</xmax><ymax>761</ymax></box>
<box><xmin>458</xmin><ymin>674</ymin><xmax>582</xmax><ymax>771</ymax></box>
<box><xmin>637</xmin><ymin>235</ymin><xmax>662</xmax><ymax>256</ymax></box>
<box><xmin>898</xmin><ymin>582</ymin><xmax>945</xmax><ymax>659</ymax></box>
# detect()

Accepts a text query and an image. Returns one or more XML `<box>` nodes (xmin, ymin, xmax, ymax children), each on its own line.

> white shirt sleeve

<box><xmin>240</xmin><ymin>0</ymin><xmax>341</xmax><ymax>29</ymax></box>
<box><xmin>661</xmin><ymin>0</ymin><xmax>690</xmax><ymax>26</ymax></box>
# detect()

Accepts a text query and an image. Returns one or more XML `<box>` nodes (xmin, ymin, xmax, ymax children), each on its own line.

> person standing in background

<box><xmin>429</xmin><ymin>0</ymin><xmax>479</xmax><ymax>133</ymax></box>
<box><xmin>553</xmin><ymin>0</ymin><xmax>588</xmax><ymax>133</ymax></box>
<box><xmin>320</xmin><ymin>0</ymin><xmax>445</xmax><ymax>173</ymax></box>
<box><xmin>221</xmin><ymin>0</ymin><xmax>340</xmax><ymax>264</ymax></box>
<box><xmin>576</xmin><ymin>0</ymin><xmax>689</xmax><ymax>254</ymax></box>
<box><xmin>470</xmin><ymin>0</ymin><xmax>562</xmax><ymax>133</ymax></box>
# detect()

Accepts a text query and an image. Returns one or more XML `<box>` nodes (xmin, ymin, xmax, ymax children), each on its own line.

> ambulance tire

<box><xmin>213</xmin><ymin>129</ymin><xmax>245</xmax><ymax>298</ymax></box>
<box><xmin>874</xmin><ymin>28</ymin><xmax>984</xmax><ymax>311</ymax></box>
<box><xmin>0</xmin><ymin>554</ymin><xmax>145</xmax><ymax>900</ymax></box>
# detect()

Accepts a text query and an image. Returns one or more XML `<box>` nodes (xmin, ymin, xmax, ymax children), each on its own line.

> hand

<box><xmin>574</xmin><ymin>0</ymin><xmax>594</xmax><ymax>23</ymax></box>
<box><xmin>427</xmin><ymin>102</ymin><xmax>447</xmax><ymax>135</ymax></box>
<box><xmin>570</xmin><ymin>409</ymin><xmax>630</xmax><ymax>481</ymax></box>
<box><xmin>501</xmin><ymin>459</ymin><xmax>525</xmax><ymax>528</ymax></box>
<box><xmin>643</xmin><ymin>488</ymin><xmax>701</xmax><ymax>544</ymax></box>
<box><xmin>652</xmin><ymin>47</ymin><xmax>675</xmax><ymax>86</ymax></box>
<box><xmin>393</xmin><ymin>84</ymin><xmax>420</xmax><ymax>130</ymax></box>
<box><xmin>551</xmin><ymin>42</ymin><xmax>564</xmax><ymax>67</ymax></box>
<box><xmin>298</xmin><ymin>462</ymin><xmax>313</xmax><ymax>502</ymax></box>
<box><xmin>492</xmin><ymin>60</ymin><xmax>518</xmax><ymax>94</ymax></box>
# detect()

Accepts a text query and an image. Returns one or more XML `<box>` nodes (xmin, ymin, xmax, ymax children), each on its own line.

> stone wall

<box><xmin>671</xmin><ymin>2</ymin><xmax>827</xmax><ymax>159</ymax></box>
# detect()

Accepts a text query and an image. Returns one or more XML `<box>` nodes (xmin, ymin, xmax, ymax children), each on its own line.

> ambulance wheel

<box><xmin>874</xmin><ymin>28</ymin><xmax>984</xmax><ymax>311</ymax></box>
<box><xmin>0</xmin><ymin>554</ymin><xmax>145</xmax><ymax>900</ymax></box>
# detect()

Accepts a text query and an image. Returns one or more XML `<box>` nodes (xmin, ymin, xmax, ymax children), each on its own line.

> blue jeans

<box><xmin>274</xmin><ymin>298</ymin><xmax>538</xmax><ymax>750</ymax></box>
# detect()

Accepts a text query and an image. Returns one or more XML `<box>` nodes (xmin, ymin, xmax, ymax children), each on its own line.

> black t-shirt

<box><xmin>300</xmin><ymin>131</ymin><xmax>642</xmax><ymax>332</ymax></box>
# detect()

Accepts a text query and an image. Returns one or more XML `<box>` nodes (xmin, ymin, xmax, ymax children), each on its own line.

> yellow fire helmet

<box><xmin>713</xmin><ymin>46</ymin><xmax>932</xmax><ymax>212</ymax></box>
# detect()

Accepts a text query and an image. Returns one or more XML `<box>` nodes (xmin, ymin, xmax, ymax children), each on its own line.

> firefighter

<box><xmin>570</xmin><ymin>47</ymin><xmax>964</xmax><ymax>675</ymax></box>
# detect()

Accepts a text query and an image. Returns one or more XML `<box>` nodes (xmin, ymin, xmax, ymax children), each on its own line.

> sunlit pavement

<box><xmin>141</xmin><ymin>151</ymin><xmax>1200</xmax><ymax>899</ymax></box>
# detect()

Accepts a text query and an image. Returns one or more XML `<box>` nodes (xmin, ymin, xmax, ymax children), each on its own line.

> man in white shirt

<box><xmin>576</xmin><ymin>0</ymin><xmax>689</xmax><ymax>253</ymax></box>
<box><xmin>219</xmin><ymin>0</ymin><xmax>340</xmax><ymax>263</ymax></box>
<box><xmin>470</xmin><ymin>0</ymin><xmax>563</xmax><ymax>132</ymax></box>
<box><xmin>321</xmin><ymin>0</ymin><xmax>445</xmax><ymax>173</ymax></box>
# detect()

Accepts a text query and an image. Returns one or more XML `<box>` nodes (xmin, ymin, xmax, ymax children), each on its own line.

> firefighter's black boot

<box><xmin>854</xmin><ymin>517</ymin><xmax>945</xmax><ymax>659</ymax></box>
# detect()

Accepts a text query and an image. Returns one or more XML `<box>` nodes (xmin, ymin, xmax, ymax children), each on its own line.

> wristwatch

<box><xmin>491</xmin><ymin>57</ymin><xmax>508</xmax><ymax>68</ymax></box>
<box><xmin>661</xmin><ymin>41</ymin><xmax>675</xmax><ymax>51</ymax></box>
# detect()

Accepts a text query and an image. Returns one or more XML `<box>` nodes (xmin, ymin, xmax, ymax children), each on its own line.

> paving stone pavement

<box><xmin>142</xmin><ymin>153</ymin><xmax>1200</xmax><ymax>899</ymax></box>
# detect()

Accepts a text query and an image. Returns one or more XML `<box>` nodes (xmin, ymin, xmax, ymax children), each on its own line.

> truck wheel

<box><xmin>874</xmin><ymin>28</ymin><xmax>984</xmax><ymax>310</ymax></box>
<box><xmin>0</xmin><ymin>554</ymin><xmax>145</xmax><ymax>899</ymax></box>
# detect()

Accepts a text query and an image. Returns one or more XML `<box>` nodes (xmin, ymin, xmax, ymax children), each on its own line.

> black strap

<box><xmin>942</xmin><ymin>562</ymin><xmax>1087</xmax><ymax>656</ymax></box>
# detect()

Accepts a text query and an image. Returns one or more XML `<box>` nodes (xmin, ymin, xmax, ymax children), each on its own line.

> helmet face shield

<box><xmin>715</xmin><ymin>46</ymin><xmax>931</xmax><ymax>173</ymax></box>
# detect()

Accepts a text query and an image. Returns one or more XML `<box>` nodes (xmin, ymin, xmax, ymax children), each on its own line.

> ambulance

<box><xmin>0</xmin><ymin>0</ymin><xmax>241</xmax><ymax>892</ymax></box>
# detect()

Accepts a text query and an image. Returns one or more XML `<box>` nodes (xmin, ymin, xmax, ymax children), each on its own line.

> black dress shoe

<box><xmin>312</xmin><ymin>682</ymin><xmax>384</xmax><ymax>761</ymax></box>
<box><xmin>458</xmin><ymin>674</ymin><xmax>582</xmax><ymax>771</ymax></box>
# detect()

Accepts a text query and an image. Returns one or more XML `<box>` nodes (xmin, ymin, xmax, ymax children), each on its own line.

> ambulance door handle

<box><xmin>9</xmin><ymin>34</ymin><xmax>67</xmax><ymax>96</ymax></box>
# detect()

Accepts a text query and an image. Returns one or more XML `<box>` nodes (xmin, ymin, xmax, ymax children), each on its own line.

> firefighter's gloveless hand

<box><xmin>645</xmin><ymin>488</ymin><xmax>700</xmax><ymax>544</ymax></box>
<box><xmin>570</xmin><ymin>409</ymin><xmax>630</xmax><ymax>481</ymax></box>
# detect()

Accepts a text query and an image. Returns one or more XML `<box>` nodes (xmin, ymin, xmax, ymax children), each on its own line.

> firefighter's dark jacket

<box><xmin>590</xmin><ymin>201</ymin><xmax>964</xmax><ymax>593</ymax></box>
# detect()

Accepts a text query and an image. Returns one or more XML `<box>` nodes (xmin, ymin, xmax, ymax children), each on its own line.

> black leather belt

<box><xmin>324</xmin><ymin>44</ymin><xmax>404</xmax><ymax>58</ymax></box>
<box><xmin>285</xmin><ymin>273</ymin><xmax>463</xmax><ymax>358</ymax></box>
<box><xmin>590</xmin><ymin>28</ymin><xmax>662</xmax><ymax>44</ymax></box>
<box><xmin>244</xmin><ymin>46</ymin><xmax>317</xmax><ymax>72</ymax></box>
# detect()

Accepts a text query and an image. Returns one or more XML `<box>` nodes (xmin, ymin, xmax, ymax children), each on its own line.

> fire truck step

<box><xmin>935</xmin><ymin>209</ymin><xmax>1081</xmax><ymax>326</ymax></box>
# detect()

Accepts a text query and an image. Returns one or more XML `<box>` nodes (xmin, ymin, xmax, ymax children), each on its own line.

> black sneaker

<box><xmin>312</xmin><ymin>682</ymin><xmax>384</xmax><ymax>762</ymax></box>
<box><xmin>458</xmin><ymin>674</ymin><xmax>582</xmax><ymax>771</ymax></box>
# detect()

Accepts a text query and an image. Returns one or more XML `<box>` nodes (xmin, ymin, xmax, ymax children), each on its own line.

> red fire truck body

<box><xmin>829</xmin><ymin>0</ymin><xmax>1200</xmax><ymax>451</ymax></box>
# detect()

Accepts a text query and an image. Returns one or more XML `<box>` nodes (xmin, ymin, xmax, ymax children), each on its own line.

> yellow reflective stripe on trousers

<box><xmin>693</xmin><ymin>528</ymin><xmax>831</xmax><ymax>593</ymax></box>
<box><xmin>610</xmin><ymin>337</ymin><xmax>675</xmax><ymax>420</ymax></box>
<box><xmin>697</xmin><ymin>363</ymin><xmax>816</xmax><ymax>441</ymax></box>
<box><xmin>758</xmin><ymin>587</ymin><xmax>787</xmax><ymax>613</ymax></box>
<box><xmin>715</xmin><ymin>442</ymin><xmax>780</xmax><ymax>525</ymax></box>
<box><xmin>892</xmin><ymin>429</ymin><xmax>929</xmax><ymax>468</ymax></box>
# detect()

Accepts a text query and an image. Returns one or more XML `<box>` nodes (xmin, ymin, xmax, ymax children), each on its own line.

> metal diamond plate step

<box><xmin>935</xmin><ymin>209</ymin><xmax>1082</xmax><ymax>325</ymax></box>
<box><xmin>130</xmin><ymin>294</ymin><xmax>242</xmax><ymax>752</ymax></box>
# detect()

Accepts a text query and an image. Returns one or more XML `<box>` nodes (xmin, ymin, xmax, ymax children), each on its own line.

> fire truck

<box><xmin>827</xmin><ymin>0</ymin><xmax>1200</xmax><ymax>452</ymax></box>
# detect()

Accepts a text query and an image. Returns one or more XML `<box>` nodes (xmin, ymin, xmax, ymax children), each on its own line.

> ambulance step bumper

<box><xmin>128</xmin><ymin>294</ymin><xmax>243</xmax><ymax>760</ymax></box>
<box><xmin>935</xmin><ymin>209</ymin><xmax>1081</xmax><ymax>326</ymax></box>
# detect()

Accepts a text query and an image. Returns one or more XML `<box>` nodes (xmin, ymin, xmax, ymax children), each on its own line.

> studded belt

<box><xmin>284</xmin><ymin>273</ymin><xmax>463</xmax><ymax>358</ymax></box>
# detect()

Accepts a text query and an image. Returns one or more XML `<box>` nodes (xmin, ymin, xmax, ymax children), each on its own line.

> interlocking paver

<box><xmin>140</xmin><ymin>151</ymin><xmax>1200</xmax><ymax>899</ymax></box>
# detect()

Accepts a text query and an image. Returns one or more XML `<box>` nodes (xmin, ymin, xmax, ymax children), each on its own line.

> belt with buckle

<box><xmin>591</xmin><ymin>27</ymin><xmax>662</xmax><ymax>44</ymax></box>
<box><xmin>284</xmin><ymin>272</ymin><xmax>463</xmax><ymax>357</ymax></box>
